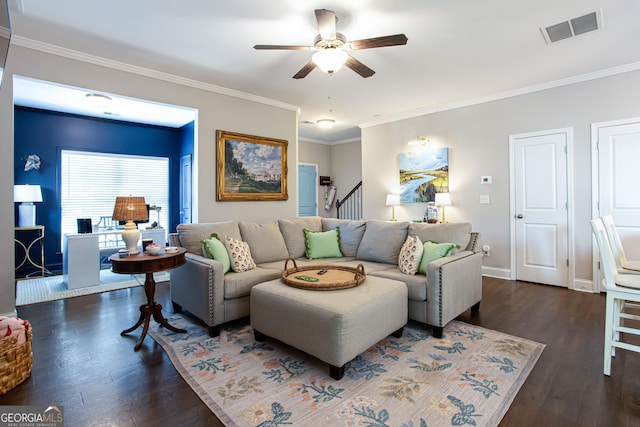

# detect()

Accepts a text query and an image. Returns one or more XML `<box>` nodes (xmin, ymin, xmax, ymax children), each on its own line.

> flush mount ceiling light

<box><xmin>316</xmin><ymin>118</ymin><xmax>335</xmax><ymax>129</ymax></box>
<box><xmin>85</xmin><ymin>93</ymin><xmax>112</xmax><ymax>109</ymax></box>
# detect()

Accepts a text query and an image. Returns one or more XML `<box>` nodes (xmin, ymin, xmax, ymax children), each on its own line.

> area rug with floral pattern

<box><xmin>149</xmin><ymin>315</ymin><xmax>545</xmax><ymax>427</ymax></box>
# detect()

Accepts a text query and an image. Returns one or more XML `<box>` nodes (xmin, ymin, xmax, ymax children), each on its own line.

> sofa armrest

<box><xmin>169</xmin><ymin>232</ymin><xmax>181</xmax><ymax>247</ymax></box>
<box><xmin>425</xmin><ymin>250</ymin><xmax>483</xmax><ymax>327</ymax></box>
<box><xmin>464</xmin><ymin>232</ymin><xmax>480</xmax><ymax>252</ymax></box>
<box><xmin>169</xmin><ymin>252</ymin><xmax>226</xmax><ymax>327</ymax></box>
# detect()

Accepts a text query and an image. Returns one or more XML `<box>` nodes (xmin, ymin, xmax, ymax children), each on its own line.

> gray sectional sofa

<box><xmin>168</xmin><ymin>217</ymin><xmax>482</xmax><ymax>338</ymax></box>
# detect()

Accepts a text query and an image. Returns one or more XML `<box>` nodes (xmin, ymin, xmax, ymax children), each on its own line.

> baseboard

<box><xmin>1</xmin><ymin>309</ymin><xmax>18</xmax><ymax>318</ymax></box>
<box><xmin>482</xmin><ymin>266</ymin><xmax>596</xmax><ymax>293</ymax></box>
<box><xmin>572</xmin><ymin>278</ymin><xmax>595</xmax><ymax>293</ymax></box>
<box><xmin>482</xmin><ymin>266</ymin><xmax>511</xmax><ymax>279</ymax></box>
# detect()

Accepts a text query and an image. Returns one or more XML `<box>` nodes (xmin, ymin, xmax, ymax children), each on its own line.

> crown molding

<box><xmin>11</xmin><ymin>36</ymin><xmax>300</xmax><ymax>112</ymax></box>
<box><xmin>360</xmin><ymin>61</ymin><xmax>640</xmax><ymax>129</ymax></box>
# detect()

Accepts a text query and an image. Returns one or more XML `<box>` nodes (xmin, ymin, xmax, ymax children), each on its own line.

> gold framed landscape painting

<box><xmin>216</xmin><ymin>130</ymin><xmax>288</xmax><ymax>201</ymax></box>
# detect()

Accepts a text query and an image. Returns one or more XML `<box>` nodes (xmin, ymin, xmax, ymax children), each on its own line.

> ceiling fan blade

<box><xmin>315</xmin><ymin>9</ymin><xmax>337</xmax><ymax>40</ymax></box>
<box><xmin>349</xmin><ymin>34</ymin><xmax>408</xmax><ymax>50</ymax></box>
<box><xmin>293</xmin><ymin>60</ymin><xmax>317</xmax><ymax>79</ymax></box>
<box><xmin>345</xmin><ymin>56</ymin><xmax>375</xmax><ymax>78</ymax></box>
<box><xmin>254</xmin><ymin>44</ymin><xmax>310</xmax><ymax>50</ymax></box>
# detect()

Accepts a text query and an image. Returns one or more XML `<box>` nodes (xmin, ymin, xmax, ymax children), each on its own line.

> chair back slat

<box><xmin>591</xmin><ymin>218</ymin><xmax>619</xmax><ymax>290</ymax></box>
<box><xmin>602</xmin><ymin>215</ymin><xmax>627</xmax><ymax>266</ymax></box>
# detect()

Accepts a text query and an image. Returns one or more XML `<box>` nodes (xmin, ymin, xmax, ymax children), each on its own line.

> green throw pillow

<box><xmin>418</xmin><ymin>241</ymin><xmax>460</xmax><ymax>274</ymax></box>
<box><xmin>201</xmin><ymin>233</ymin><xmax>231</xmax><ymax>273</ymax></box>
<box><xmin>304</xmin><ymin>227</ymin><xmax>344</xmax><ymax>259</ymax></box>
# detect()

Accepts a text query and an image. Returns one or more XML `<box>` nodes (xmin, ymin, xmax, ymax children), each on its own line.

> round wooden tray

<box><xmin>281</xmin><ymin>258</ymin><xmax>366</xmax><ymax>291</ymax></box>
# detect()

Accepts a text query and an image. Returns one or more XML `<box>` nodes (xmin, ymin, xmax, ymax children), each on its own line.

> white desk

<box><xmin>63</xmin><ymin>228</ymin><xmax>166</xmax><ymax>290</ymax></box>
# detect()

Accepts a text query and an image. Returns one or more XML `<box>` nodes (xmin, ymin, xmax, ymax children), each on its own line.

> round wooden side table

<box><xmin>109</xmin><ymin>247</ymin><xmax>187</xmax><ymax>351</ymax></box>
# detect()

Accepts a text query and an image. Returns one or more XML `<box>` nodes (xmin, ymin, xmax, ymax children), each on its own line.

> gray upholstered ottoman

<box><xmin>250</xmin><ymin>276</ymin><xmax>408</xmax><ymax>380</ymax></box>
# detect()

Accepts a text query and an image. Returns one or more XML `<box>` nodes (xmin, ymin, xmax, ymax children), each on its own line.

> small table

<box><xmin>15</xmin><ymin>226</ymin><xmax>45</xmax><ymax>278</ymax></box>
<box><xmin>109</xmin><ymin>247</ymin><xmax>187</xmax><ymax>351</ymax></box>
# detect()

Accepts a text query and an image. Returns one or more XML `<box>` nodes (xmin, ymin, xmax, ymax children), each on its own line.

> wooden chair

<box><xmin>601</xmin><ymin>215</ymin><xmax>640</xmax><ymax>273</ymax></box>
<box><xmin>591</xmin><ymin>218</ymin><xmax>640</xmax><ymax>375</ymax></box>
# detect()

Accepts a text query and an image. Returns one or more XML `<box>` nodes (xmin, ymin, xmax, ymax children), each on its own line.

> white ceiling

<box><xmin>7</xmin><ymin>0</ymin><xmax>640</xmax><ymax>143</ymax></box>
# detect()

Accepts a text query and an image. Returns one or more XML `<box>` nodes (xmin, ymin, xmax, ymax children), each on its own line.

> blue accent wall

<box><xmin>14</xmin><ymin>107</ymin><xmax>193</xmax><ymax>273</ymax></box>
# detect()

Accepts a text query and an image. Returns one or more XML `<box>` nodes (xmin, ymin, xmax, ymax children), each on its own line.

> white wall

<box><xmin>361</xmin><ymin>69</ymin><xmax>640</xmax><ymax>284</ymax></box>
<box><xmin>0</xmin><ymin>45</ymin><xmax>298</xmax><ymax>316</ymax></box>
<box><xmin>331</xmin><ymin>140</ymin><xmax>362</xmax><ymax>205</ymax></box>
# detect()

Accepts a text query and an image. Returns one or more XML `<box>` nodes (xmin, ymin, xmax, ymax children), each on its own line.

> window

<box><xmin>60</xmin><ymin>150</ymin><xmax>169</xmax><ymax>243</ymax></box>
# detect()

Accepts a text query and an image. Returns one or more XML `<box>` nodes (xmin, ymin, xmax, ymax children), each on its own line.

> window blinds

<box><xmin>60</xmin><ymin>150</ymin><xmax>169</xmax><ymax>243</ymax></box>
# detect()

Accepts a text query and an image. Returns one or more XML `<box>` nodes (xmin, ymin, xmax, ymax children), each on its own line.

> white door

<box><xmin>180</xmin><ymin>154</ymin><xmax>192</xmax><ymax>224</ymax></box>
<box><xmin>298</xmin><ymin>164</ymin><xmax>317</xmax><ymax>216</ymax></box>
<box><xmin>510</xmin><ymin>128</ymin><xmax>571</xmax><ymax>287</ymax></box>
<box><xmin>593</xmin><ymin>118</ymin><xmax>640</xmax><ymax>291</ymax></box>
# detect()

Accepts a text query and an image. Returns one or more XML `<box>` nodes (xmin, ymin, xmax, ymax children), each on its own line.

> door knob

<box><xmin>517</xmin><ymin>214</ymin><xmax>524</xmax><ymax>219</ymax></box>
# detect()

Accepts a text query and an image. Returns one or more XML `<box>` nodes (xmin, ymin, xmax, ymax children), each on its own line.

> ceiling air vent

<box><xmin>541</xmin><ymin>10</ymin><xmax>602</xmax><ymax>44</ymax></box>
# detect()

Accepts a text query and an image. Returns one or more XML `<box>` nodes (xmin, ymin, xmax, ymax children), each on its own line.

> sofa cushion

<box><xmin>224</xmin><ymin>268</ymin><xmax>282</xmax><ymax>299</ymax></box>
<box><xmin>304</xmin><ymin>228</ymin><xmax>344</xmax><ymax>259</ymax></box>
<box><xmin>398</xmin><ymin>235</ymin><xmax>423</xmax><ymax>275</ymax></box>
<box><xmin>278</xmin><ymin>217</ymin><xmax>323</xmax><ymax>258</ymax></box>
<box><xmin>224</xmin><ymin>236</ymin><xmax>257</xmax><ymax>273</ymax></box>
<box><xmin>239</xmin><ymin>221</ymin><xmax>289</xmax><ymax>264</ymax></box>
<box><xmin>370</xmin><ymin>269</ymin><xmax>428</xmax><ymax>301</ymax></box>
<box><xmin>417</xmin><ymin>241</ymin><xmax>459</xmax><ymax>274</ymax></box>
<box><xmin>408</xmin><ymin>222</ymin><xmax>472</xmax><ymax>252</ymax></box>
<box><xmin>177</xmin><ymin>221</ymin><xmax>241</xmax><ymax>256</ymax></box>
<box><xmin>356</xmin><ymin>220</ymin><xmax>409</xmax><ymax>264</ymax></box>
<box><xmin>322</xmin><ymin>218</ymin><xmax>366</xmax><ymax>256</ymax></box>
<box><xmin>201</xmin><ymin>233</ymin><xmax>231</xmax><ymax>273</ymax></box>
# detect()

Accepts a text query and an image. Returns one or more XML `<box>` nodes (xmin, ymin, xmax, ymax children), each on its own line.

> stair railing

<box><xmin>335</xmin><ymin>181</ymin><xmax>362</xmax><ymax>219</ymax></box>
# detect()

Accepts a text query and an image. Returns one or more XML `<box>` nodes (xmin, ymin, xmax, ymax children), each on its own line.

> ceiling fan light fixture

<box><xmin>85</xmin><ymin>93</ymin><xmax>112</xmax><ymax>109</ymax></box>
<box><xmin>316</xmin><ymin>118</ymin><xmax>335</xmax><ymax>129</ymax></box>
<box><xmin>312</xmin><ymin>49</ymin><xmax>348</xmax><ymax>74</ymax></box>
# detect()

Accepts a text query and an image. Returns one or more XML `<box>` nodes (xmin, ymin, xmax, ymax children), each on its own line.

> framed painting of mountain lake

<box><xmin>216</xmin><ymin>130</ymin><xmax>288</xmax><ymax>201</ymax></box>
<box><xmin>399</xmin><ymin>148</ymin><xmax>449</xmax><ymax>203</ymax></box>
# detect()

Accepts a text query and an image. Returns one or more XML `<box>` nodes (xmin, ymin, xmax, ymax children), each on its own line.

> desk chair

<box><xmin>591</xmin><ymin>218</ymin><xmax>640</xmax><ymax>375</ymax></box>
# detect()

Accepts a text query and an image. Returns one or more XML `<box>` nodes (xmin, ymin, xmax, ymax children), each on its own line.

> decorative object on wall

<box><xmin>399</xmin><ymin>148</ymin><xmax>449</xmax><ymax>203</ymax></box>
<box><xmin>435</xmin><ymin>192</ymin><xmax>452</xmax><ymax>223</ymax></box>
<box><xmin>111</xmin><ymin>196</ymin><xmax>148</xmax><ymax>254</ymax></box>
<box><xmin>385</xmin><ymin>193</ymin><xmax>401</xmax><ymax>221</ymax></box>
<box><xmin>23</xmin><ymin>154</ymin><xmax>41</xmax><ymax>171</ymax></box>
<box><xmin>216</xmin><ymin>130</ymin><xmax>288</xmax><ymax>201</ymax></box>
<box><xmin>14</xmin><ymin>184</ymin><xmax>43</xmax><ymax>227</ymax></box>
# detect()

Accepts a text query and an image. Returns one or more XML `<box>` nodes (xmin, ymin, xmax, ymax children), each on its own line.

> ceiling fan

<box><xmin>254</xmin><ymin>9</ymin><xmax>408</xmax><ymax>79</ymax></box>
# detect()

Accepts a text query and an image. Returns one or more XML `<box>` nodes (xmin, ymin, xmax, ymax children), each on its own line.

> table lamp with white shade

<box><xmin>435</xmin><ymin>192</ymin><xmax>452</xmax><ymax>223</ymax></box>
<box><xmin>385</xmin><ymin>194</ymin><xmax>401</xmax><ymax>222</ymax></box>
<box><xmin>112</xmin><ymin>196</ymin><xmax>148</xmax><ymax>254</ymax></box>
<box><xmin>14</xmin><ymin>184</ymin><xmax>43</xmax><ymax>227</ymax></box>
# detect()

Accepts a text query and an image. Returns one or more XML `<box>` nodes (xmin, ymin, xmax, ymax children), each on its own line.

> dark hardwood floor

<box><xmin>1</xmin><ymin>277</ymin><xmax>639</xmax><ymax>426</ymax></box>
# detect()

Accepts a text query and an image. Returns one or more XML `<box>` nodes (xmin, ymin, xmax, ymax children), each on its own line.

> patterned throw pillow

<box><xmin>224</xmin><ymin>235</ymin><xmax>256</xmax><ymax>273</ymax></box>
<box><xmin>398</xmin><ymin>235</ymin><xmax>423</xmax><ymax>275</ymax></box>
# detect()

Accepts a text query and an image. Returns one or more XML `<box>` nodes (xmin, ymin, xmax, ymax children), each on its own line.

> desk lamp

<box><xmin>112</xmin><ymin>196</ymin><xmax>148</xmax><ymax>254</ymax></box>
<box><xmin>14</xmin><ymin>184</ymin><xmax>43</xmax><ymax>227</ymax></box>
